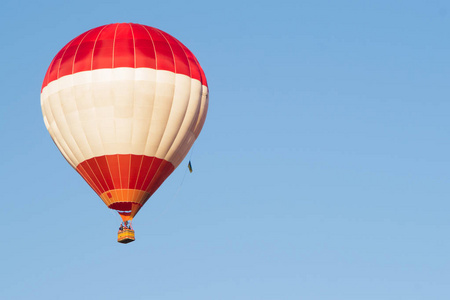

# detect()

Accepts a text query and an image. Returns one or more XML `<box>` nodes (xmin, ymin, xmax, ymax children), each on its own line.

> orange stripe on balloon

<box><xmin>76</xmin><ymin>155</ymin><xmax>175</xmax><ymax>214</ymax></box>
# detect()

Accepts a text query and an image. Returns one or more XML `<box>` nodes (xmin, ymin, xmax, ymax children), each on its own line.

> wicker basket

<box><xmin>118</xmin><ymin>229</ymin><xmax>135</xmax><ymax>244</ymax></box>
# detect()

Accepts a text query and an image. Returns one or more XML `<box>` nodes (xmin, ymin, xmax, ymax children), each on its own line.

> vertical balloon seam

<box><xmin>112</xmin><ymin>23</ymin><xmax>120</xmax><ymax>68</ymax></box>
<box><xmin>115</xmin><ymin>154</ymin><xmax>123</xmax><ymax>204</ymax></box>
<box><xmin>148</xmin><ymin>28</ymin><xmax>174</xmax><ymax>156</ymax></box>
<box><xmin>180</xmin><ymin>84</ymin><xmax>202</xmax><ymax>166</ymax></box>
<box><xmin>71</xmin><ymin>29</ymin><xmax>90</xmax><ymax>74</ymax></box>
<box><xmin>71</xmin><ymin>29</ymin><xmax>102</xmax><ymax>192</ymax></box>
<box><xmin>137</xmin><ymin>25</ymin><xmax>164</xmax><ymax>194</ymax></box>
<box><xmin>133</xmin><ymin>23</ymin><xmax>157</xmax><ymax>189</ymax></box>
<box><xmin>132</xmin><ymin>25</ymin><xmax>154</xmax><ymax>195</ymax></box>
<box><xmin>122</xmin><ymin>155</ymin><xmax>132</xmax><ymax>198</ymax></box>
<box><xmin>154</xmin><ymin>30</ymin><xmax>185</xmax><ymax>162</ymax></box>
<box><xmin>42</xmin><ymin>46</ymin><xmax>58</xmax><ymax>91</ymax></box>
<box><xmin>129</xmin><ymin>23</ymin><xmax>137</xmax><ymax>68</ymax></box>
<box><xmin>142</xmin><ymin>161</ymin><xmax>169</xmax><ymax>206</ymax></box>
<box><xmin>168</xmin><ymin>78</ymin><xmax>198</xmax><ymax>167</ymax></box>
<box><xmin>90</xmin><ymin>25</ymin><xmax>117</xmax><ymax>205</ymax></box>
<box><xmin>50</xmin><ymin>37</ymin><xmax>86</xmax><ymax>166</ymax></box>
<box><xmin>53</xmin><ymin>105</ymin><xmax>77</xmax><ymax>167</ymax></box>
<box><xmin>159</xmin><ymin>32</ymin><xmax>194</xmax><ymax>165</ymax></box>
<box><xmin>168</xmin><ymin>36</ymin><xmax>203</xmax><ymax>165</ymax></box>
<box><xmin>67</xmin><ymin>56</ymin><xmax>107</xmax><ymax>195</ymax></box>
<box><xmin>90</xmin><ymin>25</ymin><xmax>107</xmax><ymax>71</ymax></box>
<box><xmin>190</xmin><ymin>52</ymin><xmax>209</xmax><ymax>139</ymax></box>
<box><xmin>43</xmin><ymin>96</ymin><xmax>76</xmax><ymax>168</ymax></box>
<box><xmin>193</xmin><ymin>91</ymin><xmax>208</xmax><ymax>139</ymax></box>
<box><xmin>192</xmin><ymin>50</ymin><xmax>207</xmax><ymax>86</ymax></box>
<box><xmin>130</xmin><ymin>27</ymin><xmax>148</xmax><ymax>209</ymax></box>
<box><xmin>56</xmin><ymin>34</ymin><xmax>78</xmax><ymax>80</ymax></box>
<box><xmin>166</xmin><ymin>79</ymin><xmax>196</xmax><ymax>166</ymax></box>
<box><xmin>177</xmin><ymin>78</ymin><xmax>204</xmax><ymax>166</ymax></box>
<box><xmin>71</xmin><ymin>98</ymin><xmax>105</xmax><ymax>195</ymax></box>
<box><xmin>80</xmin><ymin>27</ymin><xmax>112</xmax><ymax>194</ymax></box>
<box><xmin>127</xmin><ymin>154</ymin><xmax>133</xmax><ymax>205</ymax></box>
<box><xmin>174</xmin><ymin>49</ymin><xmax>205</xmax><ymax>153</ymax></box>
<box><xmin>142</xmin><ymin>29</ymin><xmax>177</xmax><ymax>195</ymax></box>
<box><xmin>53</xmin><ymin>82</ymin><xmax>83</xmax><ymax>166</ymax></box>
<box><xmin>49</xmin><ymin>127</ymin><xmax>75</xmax><ymax>169</ymax></box>
<box><xmin>77</xmin><ymin>164</ymin><xmax>101</xmax><ymax>195</ymax></box>
<box><xmin>137</xmin><ymin>157</ymin><xmax>155</xmax><ymax>196</ymax></box>
<box><xmin>111</xmin><ymin>24</ymin><xmax>127</xmax><ymax>203</ymax></box>
<box><xmin>128</xmin><ymin>23</ymin><xmax>138</xmax><ymax>206</ymax></box>
<box><xmin>90</xmin><ymin>77</ymin><xmax>112</xmax><ymax>195</ymax></box>
<box><xmin>91</xmin><ymin>157</ymin><xmax>108</xmax><ymax>194</ymax></box>
<box><xmin>193</xmin><ymin>86</ymin><xmax>208</xmax><ymax>139</ymax></box>
<box><xmin>92</xmin><ymin>161</ymin><xmax>109</xmax><ymax>200</ymax></box>
<box><xmin>90</xmin><ymin>27</ymin><xmax>114</xmax><ymax>195</ymax></box>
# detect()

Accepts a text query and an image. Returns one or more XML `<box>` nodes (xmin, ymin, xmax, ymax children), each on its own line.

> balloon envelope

<box><xmin>41</xmin><ymin>23</ymin><xmax>208</xmax><ymax>221</ymax></box>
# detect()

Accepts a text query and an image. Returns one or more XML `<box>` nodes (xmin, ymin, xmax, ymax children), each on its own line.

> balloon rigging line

<box><xmin>138</xmin><ymin>149</ymin><xmax>195</xmax><ymax>236</ymax></box>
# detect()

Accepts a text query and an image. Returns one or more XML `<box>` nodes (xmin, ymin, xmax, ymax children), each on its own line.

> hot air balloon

<box><xmin>40</xmin><ymin>23</ymin><xmax>208</xmax><ymax>243</ymax></box>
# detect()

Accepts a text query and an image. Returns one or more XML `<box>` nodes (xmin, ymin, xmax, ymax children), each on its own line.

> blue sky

<box><xmin>1</xmin><ymin>0</ymin><xmax>450</xmax><ymax>299</ymax></box>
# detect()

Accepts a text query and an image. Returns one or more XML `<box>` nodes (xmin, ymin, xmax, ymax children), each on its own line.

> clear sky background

<box><xmin>1</xmin><ymin>0</ymin><xmax>449</xmax><ymax>299</ymax></box>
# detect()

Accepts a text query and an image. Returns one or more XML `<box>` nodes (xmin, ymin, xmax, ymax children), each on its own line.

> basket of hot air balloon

<box><xmin>117</xmin><ymin>221</ymin><xmax>135</xmax><ymax>243</ymax></box>
<box><xmin>118</xmin><ymin>230</ymin><xmax>135</xmax><ymax>244</ymax></box>
<box><xmin>41</xmin><ymin>23</ymin><xmax>208</xmax><ymax>243</ymax></box>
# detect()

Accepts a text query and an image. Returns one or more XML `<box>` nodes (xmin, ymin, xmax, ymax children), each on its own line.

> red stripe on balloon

<box><xmin>110</xmin><ymin>202</ymin><xmax>136</xmax><ymax>212</ymax></box>
<box><xmin>42</xmin><ymin>23</ymin><xmax>207</xmax><ymax>91</ymax></box>
<box><xmin>75</xmin><ymin>154</ymin><xmax>175</xmax><ymax>197</ymax></box>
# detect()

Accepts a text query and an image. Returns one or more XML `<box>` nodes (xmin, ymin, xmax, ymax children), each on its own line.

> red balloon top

<box><xmin>42</xmin><ymin>23</ymin><xmax>207</xmax><ymax>90</ymax></box>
